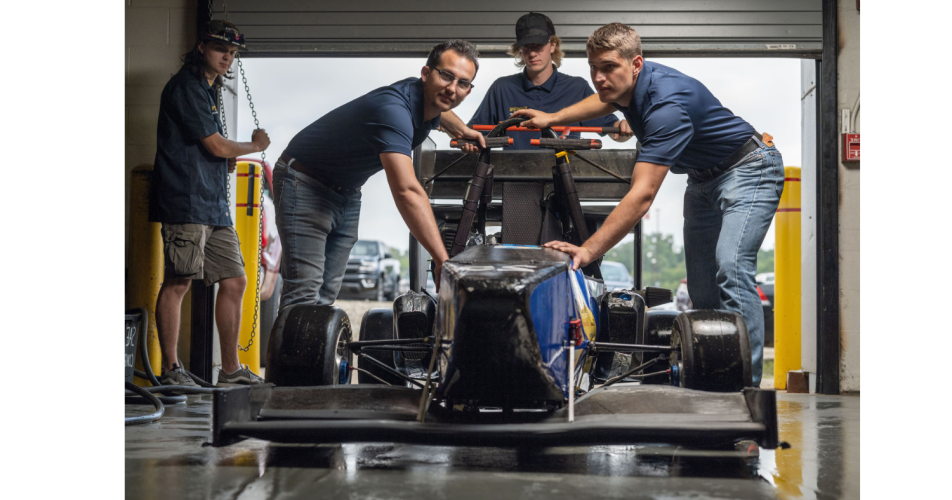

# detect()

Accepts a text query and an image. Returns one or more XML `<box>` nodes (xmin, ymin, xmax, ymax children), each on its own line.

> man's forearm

<box><xmin>393</xmin><ymin>188</ymin><xmax>449</xmax><ymax>265</ymax></box>
<box><xmin>552</xmin><ymin>94</ymin><xmax>617</xmax><ymax>126</ymax></box>
<box><xmin>216</xmin><ymin>140</ymin><xmax>261</xmax><ymax>159</ymax></box>
<box><xmin>439</xmin><ymin>110</ymin><xmax>468</xmax><ymax>136</ymax></box>
<box><xmin>581</xmin><ymin>162</ymin><xmax>669</xmax><ymax>259</ymax></box>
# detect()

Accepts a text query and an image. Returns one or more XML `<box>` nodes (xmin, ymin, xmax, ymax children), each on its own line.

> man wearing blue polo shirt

<box><xmin>467</xmin><ymin>12</ymin><xmax>629</xmax><ymax>149</ymax></box>
<box><xmin>514</xmin><ymin>23</ymin><xmax>784</xmax><ymax>386</ymax></box>
<box><xmin>275</xmin><ymin>40</ymin><xmax>485</xmax><ymax>307</ymax></box>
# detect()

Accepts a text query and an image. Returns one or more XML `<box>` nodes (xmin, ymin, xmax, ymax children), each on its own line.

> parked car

<box><xmin>338</xmin><ymin>240</ymin><xmax>402</xmax><ymax>301</ymax></box>
<box><xmin>599</xmin><ymin>261</ymin><xmax>634</xmax><ymax>291</ymax></box>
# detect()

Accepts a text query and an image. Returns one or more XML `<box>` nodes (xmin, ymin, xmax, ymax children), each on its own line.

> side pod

<box><xmin>393</xmin><ymin>291</ymin><xmax>436</xmax><ymax>375</ymax></box>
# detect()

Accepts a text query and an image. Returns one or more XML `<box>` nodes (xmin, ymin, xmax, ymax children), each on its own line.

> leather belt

<box><xmin>687</xmin><ymin>133</ymin><xmax>765</xmax><ymax>183</ymax></box>
<box><xmin>278</xmin><ymin>152</ymin><xmax>360</xmax><ymax>195</ymax></box>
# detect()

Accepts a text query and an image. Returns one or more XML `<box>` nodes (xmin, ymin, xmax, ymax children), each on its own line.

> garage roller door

<box><xmin>209</xmin><ymin>0</ymin><xmax>821</xmax><ymax>58</ymax></box>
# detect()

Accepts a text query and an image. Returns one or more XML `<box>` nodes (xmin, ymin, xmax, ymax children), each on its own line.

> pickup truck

<box><xmin>338</xmin><ymin>240</ymin><xmax>401</xmax><ymax>301</ymax></box>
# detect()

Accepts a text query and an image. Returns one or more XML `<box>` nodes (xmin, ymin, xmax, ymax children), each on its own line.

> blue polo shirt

<box><xmin>468</xmin><ymin>66</ymin><xmax>617</xmax><ymax>150</ymax></box>
<box><xmin>150</xmin><ymin>68</ymin><xmax>230</xmax><ymax>225</ymax></box>
<box><xmin>285</xmin><ymin>78</ymin><xmax>441</xmax><ymax>189</ymax></box>
<box><xmin>612</xmin><ymin>61</ymin><xmax>756</xmax><ymax>172</ymax></box>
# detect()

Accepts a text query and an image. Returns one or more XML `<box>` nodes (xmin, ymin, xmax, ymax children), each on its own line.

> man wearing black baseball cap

<box><xmin>465</xmin><ymin>12</ymin><xmax>631</xmax><ymax>150</ymax></box>
<box><xmin>150</xmin><ymin>20</ymin><xmax>271</xmax><ymax>388</ymax></box>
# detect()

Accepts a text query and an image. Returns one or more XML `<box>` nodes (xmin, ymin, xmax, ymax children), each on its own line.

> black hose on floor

<box><xmin>131</xmin><ymin>307</ymin><xmax>216</xmax><ymax>390</ymax></box>
<box><xmin>125</xmin><ymin>381</ymin><xmax>164</xmax><ymax>425</ymax></box>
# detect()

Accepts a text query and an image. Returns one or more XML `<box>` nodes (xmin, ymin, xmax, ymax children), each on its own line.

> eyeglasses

<box><xmin>428</xmin><ymin>67</ymin><xmax>474</xmax><ymax>92</ymax></box>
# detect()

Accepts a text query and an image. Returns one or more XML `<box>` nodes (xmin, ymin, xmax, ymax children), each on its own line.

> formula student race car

<box><xmin>211</xmin><ymin>117</ymin><xmax>781</xmax><ymax>450</ymax></box>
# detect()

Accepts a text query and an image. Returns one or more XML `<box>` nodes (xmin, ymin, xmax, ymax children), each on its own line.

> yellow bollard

<box><xmin>235</xmin><ymin>161</ymin><xmax>263</xmax><ymax>373</ymax></box>
<box><xmin>128</xmin><ymin>165</ymin><xmax>164</xmax><ymax>386</ymax></box>
<box><xmin>774</xmin><ymin>166</ymin><xmax>801</xmax><ymax>390</ymax></box>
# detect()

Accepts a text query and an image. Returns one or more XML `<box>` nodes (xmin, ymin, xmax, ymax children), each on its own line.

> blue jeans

<box><xmin>683</xmin><ymin>144</ymin><xmax>784</xmax><ymax>387</ymax></box>
<box><xmin>272</xmin><ymin>159</ymin><xmax>361</xmax><ymax>307</ymax></box>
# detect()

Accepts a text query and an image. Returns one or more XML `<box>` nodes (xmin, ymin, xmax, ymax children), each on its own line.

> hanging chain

<box><xmin>211</xmin><ymin>0</ymin><xmax>265</xmax><ymax>353</ymax></box>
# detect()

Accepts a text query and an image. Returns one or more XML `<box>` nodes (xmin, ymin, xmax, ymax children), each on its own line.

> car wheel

<box><xmin>670</xmin><ymin>310</ymin><xmax>752</xmax><ymax>392</ymax></box>
<box><xmin>357</xmin><ymin>308</ymin><xmax>405</xmax><ymax>385</ymax></box>
<box><xmin>638</xmin><ymin>309</ymin><xmax>680</xmax><ymax>385</ymax></box>
<box><xmin>375</xmin><ymin>275</ymin><xmax>387</xmax><ymax>302</ymax></box>
<box><xmin>265</xmin><ymin>304</ymin><xmax>352</xmax><ymax>386</ymax></box>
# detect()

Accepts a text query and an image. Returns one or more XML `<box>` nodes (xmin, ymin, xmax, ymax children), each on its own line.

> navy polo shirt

<box><xmin>150</xmin><ymin>68</ymin><xmax>230</xmax><ymax>226</ymax></box>
<box><xmin>612</xmin><ymin>61</ymin><xmax>756</xmax><ymax>172</ymax></box>
<box><xmin>467</xmin><ymin>66</ymin><xmax>617</xmax><ymax>150</ymax></box>
<box><xmin>285</xmin><ymin>78</ymin><xmax>441</xmax><ymax>189</ymax></box>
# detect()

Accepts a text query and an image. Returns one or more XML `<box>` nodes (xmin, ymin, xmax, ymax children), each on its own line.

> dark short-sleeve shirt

<box><xmin>467</xmin><ymin>67</ymin><xmax>617</xmax><ymax>150</ymax></box>
<box><xmin>284</xmin><ymin>78</ymin><xmax>440</xmax><ymax>189</ymax></box>
<box><xmin>612</xmin><ymin>61</ymin><xmax>756</xmax><ymax>172</ymax></box>
<box><xmin>150</xmin><ymin>68</ymin><xmax>230</xmax><ymax>226</ymax></box>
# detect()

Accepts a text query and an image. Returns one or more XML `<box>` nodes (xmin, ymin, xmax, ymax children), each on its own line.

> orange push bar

<box><xmin>472</xmin><ymin>125</ymin><xmax>619</xmax><ymax>134</ymax></box>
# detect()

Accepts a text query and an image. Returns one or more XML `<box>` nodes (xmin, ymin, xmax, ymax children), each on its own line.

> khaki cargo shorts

<box><xmin>161</xmin><ymin>223</ymin><xmax>245</xmax><ymax>285</ymax></box>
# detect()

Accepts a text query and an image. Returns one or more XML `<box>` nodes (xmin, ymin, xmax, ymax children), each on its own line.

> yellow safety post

<box><xmin>774</xmin><ymin>166</ymin><xmax>801</xmax><ymax>390</ymax></box>
<box><xmin>128</xmin><ymin>165</ymin><xmax>163</xmax><ymax>386</ymax></box>
<box><xmin>235</xmin><ymin>161</ymin><xmax>263</xmax><ymax>373</ymax></box>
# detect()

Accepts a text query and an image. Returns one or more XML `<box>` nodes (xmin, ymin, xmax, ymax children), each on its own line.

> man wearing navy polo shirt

<box><xmin>467</xmin><ymin>12</ymin><xmax>629</xmax><ymax>149</ymax></box>
<box><xmin>151</xmin><ymin>21</ymin><xmax>270</xmax><ymax>388</ymax></box>
<box><xmin>514</xmin><ymin>23</ymin><xmax>784</xmax><ymax>386</ymax></box>
<box><xmin>275</xmin><ymin>40</ymin><xmax>485</xmax><ymax>307</ymax></box>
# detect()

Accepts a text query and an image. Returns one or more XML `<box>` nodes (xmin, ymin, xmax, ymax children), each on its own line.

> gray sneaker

<box><xmin>217</xmin><ymin>365</ymin><xmax>265</xmax><ymax>387</ymax></box>
<box><xmin>158</xmin><ymin>364</ymin><xmax>199</xmax><ymax>387</ymax></box>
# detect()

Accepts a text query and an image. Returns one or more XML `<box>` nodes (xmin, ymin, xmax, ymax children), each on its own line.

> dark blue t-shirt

<box><xmin>150</xmin><ymin>68</ymin><xmax>231</xmax><ymax>225</ymax></box>
<box><xmin>612</xmin><ymin>61</ymin><xmax>756</xmax><ymax>172</ymax></box>
<box><xmin>468</xmin><ymin>66</ymin><xmax>617</xmax><ymax>150</ymax></box>
<box><xmin>285</xmin><ymin>78</ymin><xmax>440</xmax><ymax>189</ymax></box>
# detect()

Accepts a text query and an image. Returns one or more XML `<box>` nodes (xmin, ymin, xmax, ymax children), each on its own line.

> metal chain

<box><xmin>212</xmin><ymin>0</ymin><xmax>264</xmax><ymax>353</ymax></box>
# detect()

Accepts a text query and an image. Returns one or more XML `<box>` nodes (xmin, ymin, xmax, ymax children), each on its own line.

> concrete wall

<box><xmin>837</xmin><ymin>0</ymin><xmax>860</xmax><ymax>392</ymax></box>
<box><xmin>125</xmin><ymin>0</ymin><xmax>198</xmax><ymax>365</ymax></box>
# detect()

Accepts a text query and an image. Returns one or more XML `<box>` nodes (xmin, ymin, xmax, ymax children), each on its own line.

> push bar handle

<box><xmin>531</xmin><ymin>138</ymin><xmax>603</xmax><ymax>150</ymax></box>
<box><xmin>450</xmin><ymin>137</ymin><xmax>513</xmax><ymax>149</ymax></box>
<box><xmin>472</xmin><ymin>125</ymin><xmax>621</xmax><ymax>134</ymax></box>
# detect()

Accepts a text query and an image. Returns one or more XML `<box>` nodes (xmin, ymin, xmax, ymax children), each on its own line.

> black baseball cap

<box><xmin>514</xmin><ymin>12</ymin><xmax>555</xmax><ymax>49</ymax></box>
<box><xmin>202</xmin><ymin>20</ymin><xmax>246</xmax><ymax>49</ymax></box>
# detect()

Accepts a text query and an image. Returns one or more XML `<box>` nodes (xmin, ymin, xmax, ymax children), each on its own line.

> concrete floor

<box><xmin>125</xmin><ymin>392</ymin><xmax>859</xmax><ymax>499</ymax></box>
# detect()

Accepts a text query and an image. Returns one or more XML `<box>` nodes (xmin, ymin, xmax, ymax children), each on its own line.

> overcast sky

<box><xmin>231</xmin><ymin>56</ymin><xmax>801</xmax><ymax>253</ymax></box>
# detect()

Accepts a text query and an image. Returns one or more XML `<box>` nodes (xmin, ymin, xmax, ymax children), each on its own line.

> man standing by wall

<box><xmin>514</xmin><ymin>23</ymin><xmax>783</xmax><ymax>386</ymax></box>
<box><xmin>151</xmin><ymin>21</ymin><xmax>271</xmax><ymax>387</ymax></box>
<box><xmin>467</xmin><ymin>12</ymin><xmax>629</xmax><ymax>149</ymax></box>
<box><xmin>275</xmin><ymin>40</ymin><xmax>485</xmax><ymax>307</ymax></box>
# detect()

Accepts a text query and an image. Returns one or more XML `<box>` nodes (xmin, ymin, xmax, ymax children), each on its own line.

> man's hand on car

<box><xmin>543</xmin><ymin>240</ymin><xmax>595</xmax><ymax>272</ymax></box>
<box><xmin>252</xmin><ymin>128</ymin><xmax>271</xmax><ymax>151</ymax></box>
<box><xmin>510</xmin><ymin>108</ymin><xmax>555</xmax><ymax>130</ymax></box>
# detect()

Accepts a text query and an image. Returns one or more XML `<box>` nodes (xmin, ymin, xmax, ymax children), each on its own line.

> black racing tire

<box><xmin>259</xmin><ymin>273</ymin><xmax>283</xmax><ymax>368</ymax></box>
<box><xmin>638</xmin><ymin>310</ymin><xmax>680</xmax><ymax>385</ymax></box>
<box><xmin>357</xmin><ymin>308</ymin><xmax>404</xmax><ymax>385</ymax></box>
<box><xmin>670</xmin><ymin>310</ymin><xmax>752</xmax><ymax>392</ymax></box>
<box><xmin>265</xmin><ymin>304</ymin><xmax>353</xmax><ymax>387</ymax></box>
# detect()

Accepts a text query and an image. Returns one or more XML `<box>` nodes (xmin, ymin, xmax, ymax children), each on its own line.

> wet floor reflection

<box><xmin>125</xmin><ymin>393</ymin><xmax>859</xmax><ymax>499</ymax></box>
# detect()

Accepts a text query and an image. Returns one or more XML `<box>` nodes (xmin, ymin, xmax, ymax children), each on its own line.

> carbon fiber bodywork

<box><xmin>434</xmin><ymin>245</ymin><xmax>572</xmax><ymax>408</ymax></box>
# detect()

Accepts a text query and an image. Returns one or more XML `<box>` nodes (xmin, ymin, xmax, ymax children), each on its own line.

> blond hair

<box><xmin>586</xmin><ymin>23</ymin><xmax>642</xmax><ymax>60</ymax></box>
<box><xmin>507</xmin><ymin>35</ymin><xmax>564</xmax><ymax>68</ymax></box>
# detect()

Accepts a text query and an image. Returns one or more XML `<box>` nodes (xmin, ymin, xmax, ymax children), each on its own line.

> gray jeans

<box><xmin>272</xmin><ymin>159</ymin><xmax>362</xmax><ymax>307</ymax></box>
